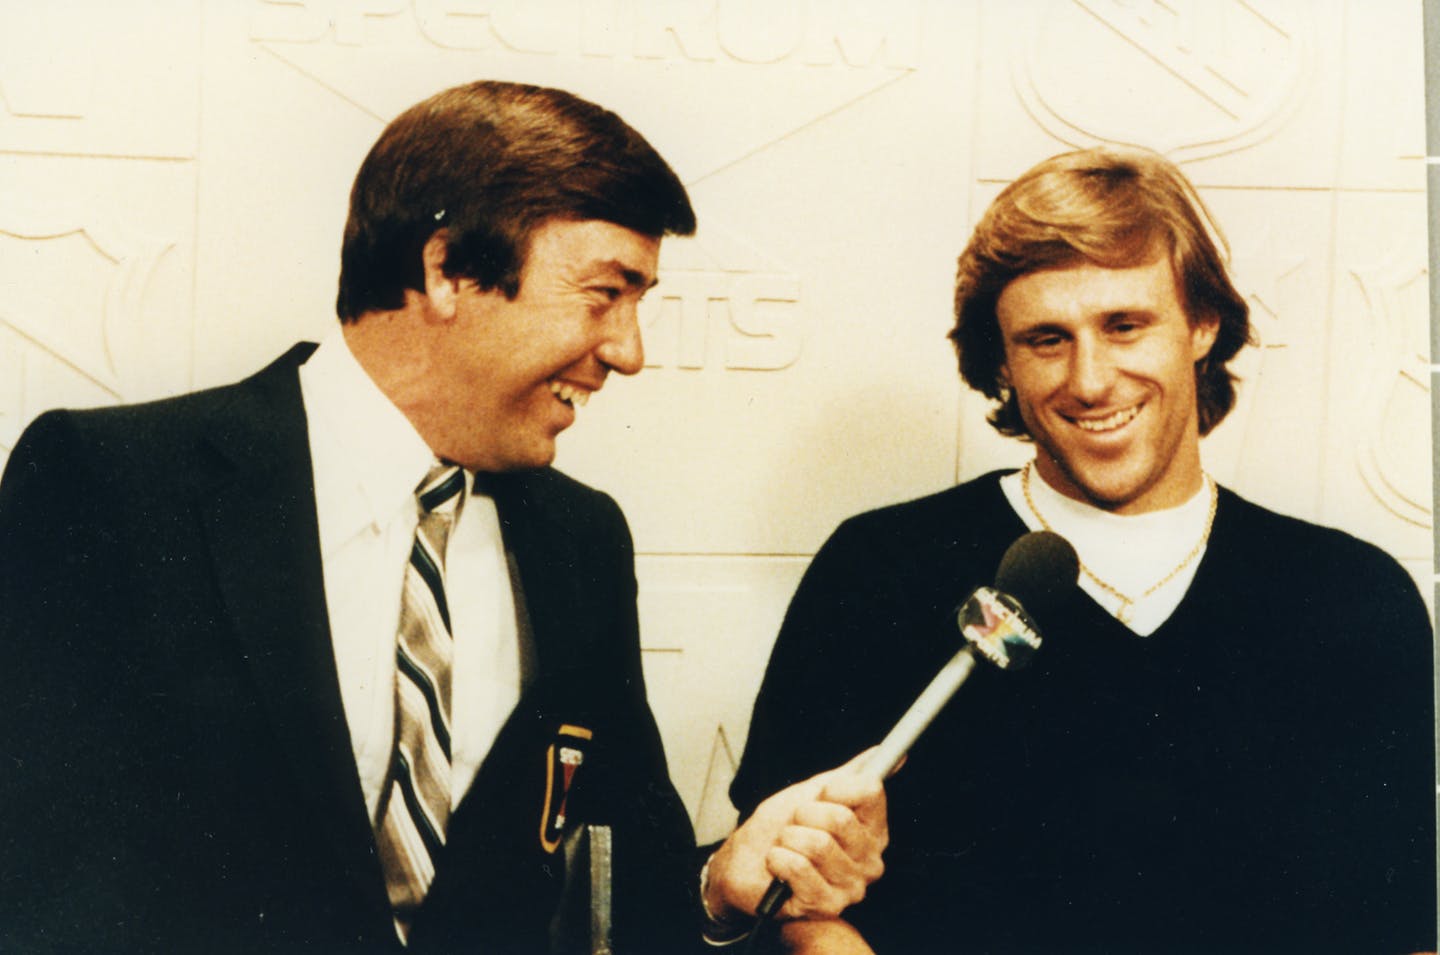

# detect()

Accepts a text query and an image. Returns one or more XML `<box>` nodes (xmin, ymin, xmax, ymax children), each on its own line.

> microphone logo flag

<box><xmin>958</xmin><ymin>586</ymin><xmax>1042</xmax><ymax>671</ymax></box>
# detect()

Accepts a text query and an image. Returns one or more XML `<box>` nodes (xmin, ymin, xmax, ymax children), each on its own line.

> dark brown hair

<box><xmin>336</xmin><ymin>81</ymin><xmax>696</xmax><ymax>321</ymax></box>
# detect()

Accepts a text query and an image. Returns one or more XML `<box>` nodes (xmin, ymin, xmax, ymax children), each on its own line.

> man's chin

<box><xmin>1039</xmin><ymin>455</ymin><xmax>1140</xmax><ymax>510</ymax></box>
<box><xmin>446</xmin><ymin>445</ymin><xmax>556</xmax><ymax>474</ymax></box>
<box><xmin>505</xmin><ymin>441</ymin><xmax>559</xmax><ymax>472</ymax></box>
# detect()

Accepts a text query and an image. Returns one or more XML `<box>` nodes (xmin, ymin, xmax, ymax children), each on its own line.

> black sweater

<box><xmin>732</xmin><ymin>472</ymin><xmax>1436</xmax><ymax>954</ymax></box>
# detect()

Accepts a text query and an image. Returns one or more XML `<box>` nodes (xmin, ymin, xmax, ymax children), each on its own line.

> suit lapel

<box><xmin>489</xmin><ymin>473</ymin><xmax>588</xmax><ymax>688</ymax></box>
<box><xmin>445</xmin><ymin>472</ymin><xmax>594</xmax><ymax>843</ymax></box>
<box><xmin>193</xmin><ymin>346</ymin><xmax>392</xmax><ymax>919</ymax></box>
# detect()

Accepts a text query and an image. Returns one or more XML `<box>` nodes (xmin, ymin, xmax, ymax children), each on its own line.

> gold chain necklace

<box><xmin>1021</xmin><ymin>462</ymin><xmax>1218</xmax><ymax>625</ymax></box>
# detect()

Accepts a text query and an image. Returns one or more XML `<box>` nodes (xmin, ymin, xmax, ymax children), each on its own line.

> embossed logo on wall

<box><xmin>248</xmin><ymin>0</ymin><xmax>919</xmax><ymax>69</ymax></box>
<box><xmin>1012</xmin><ymin>0</ymin><xmax>1314</xmax><ymax>160</ymax></box>
<box><xmin>0</xmin><ymin>211</ymin><xmax>172</xmax><ymax>455</ymax></box>
<box><xmin>1348</xmin><ymin>257</ymin><xmax>1430</xmax><ymax>528</ymax></box>
<box><xmin>641</xmin><ymin>269</ymin><xmax>802</xmax><ymax>371</ymax></box>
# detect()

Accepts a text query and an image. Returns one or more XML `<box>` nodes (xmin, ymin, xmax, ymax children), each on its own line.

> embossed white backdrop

<box><xmin>0</xmin><ymin>0</ymin><xmax>1430</xmax><ymax>841</ymax></box>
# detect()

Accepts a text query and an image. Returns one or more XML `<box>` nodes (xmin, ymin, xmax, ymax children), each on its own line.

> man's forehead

<box><xmin>999</xmin><ymin>256</ymin><xmax>1180</xmax><ymax>320</ymax></box>
<box><xmin>524</xmin><ymin>217</ymin><xmax>661</xmax><ymax>281</ymax></box>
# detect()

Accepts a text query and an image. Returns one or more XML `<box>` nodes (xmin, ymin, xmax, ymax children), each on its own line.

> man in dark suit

<box><xmin>0</xmin><ymin>81</ymin><xmax>886</xmax><ymax>953</ymax></box>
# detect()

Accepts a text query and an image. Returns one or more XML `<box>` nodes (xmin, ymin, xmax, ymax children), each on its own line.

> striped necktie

<box><xmin>376</xmin><ymin>463</ymin><xmax>466</xmax><ymax>941</ymax></box>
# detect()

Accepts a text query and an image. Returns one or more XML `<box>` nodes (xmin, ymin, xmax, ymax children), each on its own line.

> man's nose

<box><xmin>596</xmin><ymin>301</ymin><xmax>645</xmax><ymax>376</ymax></box>
<box><xmin>1068</xmin><ymin>338</ymin><xmax>1115</xmax><ymax>404</ymax></box>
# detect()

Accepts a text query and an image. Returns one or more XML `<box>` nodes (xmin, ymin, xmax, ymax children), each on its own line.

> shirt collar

<box><xmin>299</xmin><ymin>329</ymin><xmax>437</xmax><ymax>554</ymax></box>
<box><xmin>1003</xmin><ymin>463</ymin><xmax>1213</xmax><ymax>594</ymax></box>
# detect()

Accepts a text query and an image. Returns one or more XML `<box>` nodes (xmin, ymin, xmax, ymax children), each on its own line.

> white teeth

<box><xmin>1073</xmin><ymin>405</ymin><xmax>1139</xmax><ymax>433</ymax></box>
<box><xmin>549</xmin><ymin>381</ymin><xmax>591</xmax><ymax>407</ymax></box>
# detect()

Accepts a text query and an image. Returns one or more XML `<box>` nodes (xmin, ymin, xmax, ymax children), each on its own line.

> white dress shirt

<box><xmin>298</xmin><ymin>331</ymin><xmax>520</xmax><ymax>819</ymax></box>
<box><xmin>1000</xmin><ymin>466</ymin><xmax>1213</xmax><ymax>637</ymax></box>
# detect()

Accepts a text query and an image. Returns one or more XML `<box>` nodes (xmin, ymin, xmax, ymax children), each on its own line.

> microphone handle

<box><xmin>863</xmin><ymin>645</ymin><xmax>976</xmax><ymax>779</ymax></box>
<box><xmin>754</xmin><ymin>878</ymin><xmax>793</xmax><ymax>922</ymax></box>
<box><xmin>753</xmin><ymin>646</ymin><xmax>979</xmax><ymax>922</ymax></box>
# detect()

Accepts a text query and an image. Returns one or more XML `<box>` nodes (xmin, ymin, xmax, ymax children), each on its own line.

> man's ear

<box><xmin>1190</xmin><ymin>312</ymin><xmax>1220</xmax><ymax>362</ymax></box>
<box><xmin>422</xmin><ymin>230</ymin><xmax>460</xmax><ymax>321</ymax></box>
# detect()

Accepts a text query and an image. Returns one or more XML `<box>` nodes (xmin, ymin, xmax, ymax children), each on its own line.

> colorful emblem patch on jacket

<box><xmin>540</xmin><ymin>723</ymin><xmax>593</xmax><ymax>853</ymax></box>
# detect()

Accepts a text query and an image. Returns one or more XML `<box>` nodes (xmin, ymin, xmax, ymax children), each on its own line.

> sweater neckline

<box><xmin>982</xmin><ymin>470</ymin><xmax>1231</xmax><ymax>645</ymax></box>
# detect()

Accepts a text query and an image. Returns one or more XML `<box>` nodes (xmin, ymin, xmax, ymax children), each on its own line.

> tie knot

<box><xmin>416</xmin><ymin>464</ymin><xmax>465</xmax><ymax>516</ymax></box>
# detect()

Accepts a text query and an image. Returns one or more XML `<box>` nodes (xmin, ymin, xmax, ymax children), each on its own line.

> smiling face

<box><xmin>425</xmin><ymin>217</ymin><xmax>660</xmax><ymax>471</ymax></box>
<box><xmin>996</xmin><ymin>254</ymin><xmax>1218</xmax><ymax>515</ymax></box>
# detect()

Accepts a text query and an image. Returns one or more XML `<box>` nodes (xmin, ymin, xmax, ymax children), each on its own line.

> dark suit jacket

<box><xmin>0</xmin><ymin>344</ymin><xmax>697</xmax><ymax>954</ymax></box>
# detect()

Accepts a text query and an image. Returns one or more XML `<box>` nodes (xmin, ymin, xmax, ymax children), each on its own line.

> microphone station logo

<box><xmin>958</xmin><ymin>586</ymin><xmax>1042</xmax><ymax>672</ymax></box>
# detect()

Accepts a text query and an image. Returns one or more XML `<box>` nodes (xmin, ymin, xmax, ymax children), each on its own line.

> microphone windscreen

<box><xmin>993</xmin><ymin>530</ymin><xmax>1080</xmax><ymax>626</ymax></box>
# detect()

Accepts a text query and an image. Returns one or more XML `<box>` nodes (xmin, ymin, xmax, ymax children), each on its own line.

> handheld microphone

<box><xmin>753</xmin><ymin>530</ymin><xmax>1079</xmax><ymax>923</ymax></box>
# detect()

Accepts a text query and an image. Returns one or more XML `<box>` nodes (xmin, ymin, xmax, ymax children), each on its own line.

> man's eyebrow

<box><xmin>625</xmin><ymin>268</ymin><xmax>660</xmax><ymax>291</ymax></box>
<box><xmin>1009</xmin><ymin>320</ymin><xmax>1068</xmax><ymax>338</ymax></box>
